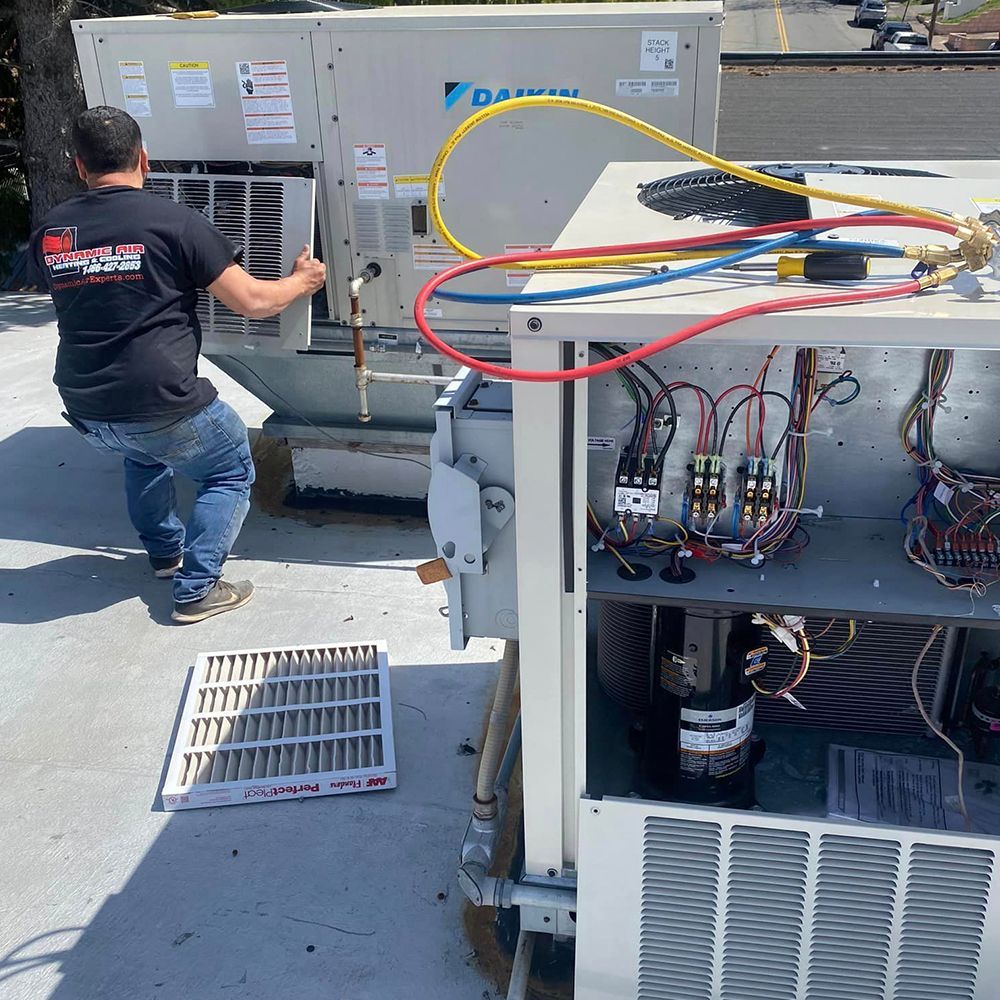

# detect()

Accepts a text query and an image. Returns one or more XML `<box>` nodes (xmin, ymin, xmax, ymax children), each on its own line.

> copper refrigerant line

<box><xmin>349</xmin><ymin>263</ymin><xmax>454</xmax><ymax>423</ymax></box>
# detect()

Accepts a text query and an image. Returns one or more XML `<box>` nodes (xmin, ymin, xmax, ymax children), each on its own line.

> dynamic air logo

<box><xmin>444</xmin><ymin>82</ymin><xmax>580</xmax><ymax>111</ymax></box>
<box><xmin>42</xmin><ymin>227</ymin><xmax>79</xmax><ymax>275</ymax></box>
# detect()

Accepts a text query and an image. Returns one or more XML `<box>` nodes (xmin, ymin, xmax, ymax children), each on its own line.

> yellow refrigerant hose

<box><xmin>426</xmin><ymin>95</ymin><xmax>985</xmax><ymax>271</ymax></box>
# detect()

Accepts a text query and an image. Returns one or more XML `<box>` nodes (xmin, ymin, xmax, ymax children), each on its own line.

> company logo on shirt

<box><xmin>443</xmin><ymin>81</ymin><xmax>580</xmax><ymax>111</ymax></box>
<box><xmin>42</xmin><ymin>226</ymin><xmax>147</xmax><ymax>287</ymax></box>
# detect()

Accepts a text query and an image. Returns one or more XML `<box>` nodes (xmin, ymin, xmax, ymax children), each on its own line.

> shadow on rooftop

<box><xmin>1</xmin><ymin>657</ymin><xmax>501</xmax><ymax>1000</ymax></box>
<box><xmin>0</xmin><ymin>427</ymin><xmax>437</xmax><ymax>617</ymax></box>
<box><xmin>0</xmin><ymin>293</ymin><xmax>56</xmax><ymax>329</ymax></box>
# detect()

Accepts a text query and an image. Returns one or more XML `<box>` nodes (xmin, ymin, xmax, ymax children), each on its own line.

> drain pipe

<box><xmin>461</xmin><ymin>643</ymin><xmax>520</xmax><ymax>874</ymax></box>
<box><xmin>457</xmin><ymin>863</ymin><xmax>577</xmax><ymax>913</ymax></box>
<box><xmin>476</xmin><ymin>640</ymin><xmax>520</xmax><ymax>820</ymax></box>
<box><xmin>457</xmin><ymin>641</ymin><xmax>577</xmax><ymax>915</ymax></box>
<box><xmin>350</xmin><ymin>264</ymin><xmax>381</xmax><ymax>423</ymax></box>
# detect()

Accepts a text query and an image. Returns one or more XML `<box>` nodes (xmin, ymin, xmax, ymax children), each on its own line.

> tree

<box><xmin>0</xmin><ymin>0</ymin><xmax>240</xmax><ymax>239</ymax></box>
<box><xmin>10</xmin><ymin>0</ymin><xmax>86</xmax><ymax>230</ymax></box>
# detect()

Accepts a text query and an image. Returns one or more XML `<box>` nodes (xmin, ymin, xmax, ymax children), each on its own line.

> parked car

<box><xmin>870</xmin><ymin>19</ymin><xmax>913</xmax><ymax>49</ymax></box>
<box><xmin>855</xmin><ymin>0</ymin><xmax>888</xmax><ymax>27</ymax></box>
<box><xmin>884</xmin><ymin>30</ymin><xmax>930</xmax><ymax>49</ymax></box>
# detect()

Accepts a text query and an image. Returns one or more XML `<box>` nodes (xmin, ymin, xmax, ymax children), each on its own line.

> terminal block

<box><xmin>933</xmin><ymin>533</ymin><xmax>1000</xmax><ymax>574</ymax></box>
<box><xmin>684</xmin><ymin>455</ymin><xmax>726</xmax><ymax>533</ymax></box>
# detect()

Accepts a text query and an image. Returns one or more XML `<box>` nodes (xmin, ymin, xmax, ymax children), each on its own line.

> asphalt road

<box><xmin>724</xmin><ymin>0</ymin><xmax>894</xmax><ymax>52</ymax></box>
<box><xmin>718</xmin><ymin>67</ymin><xmax>1000</xmax><ymax>159</ymax></box>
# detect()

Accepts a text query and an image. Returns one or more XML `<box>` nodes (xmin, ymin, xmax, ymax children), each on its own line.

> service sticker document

<box><xmin>827</xmin><ymin>745</ymin><xmax>1000</xmax><ymax>834</ymax></box>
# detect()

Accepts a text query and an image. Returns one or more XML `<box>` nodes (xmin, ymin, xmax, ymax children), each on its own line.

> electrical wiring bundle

<box><xmin>902</xmin><ymin>349</ymin><xmax>1000</xmax><ymax>594</ymax></box>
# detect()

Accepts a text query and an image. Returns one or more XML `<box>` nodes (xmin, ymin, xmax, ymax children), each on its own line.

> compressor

<box><xmin>643</xmin><ymin>607</ymin><xmax>766</xmax><ymax>808</ymax></box>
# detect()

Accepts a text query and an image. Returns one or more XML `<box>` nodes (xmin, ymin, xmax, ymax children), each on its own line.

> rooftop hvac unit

<box><xmin>427</xmin><ymin>160</ymin><xmax>1000</xmax><ymax>997</ymax></box>
<box><xmin>74</xmin><ymin>4</ymin><xmax>723</xmax><ymax>499</ymax></box>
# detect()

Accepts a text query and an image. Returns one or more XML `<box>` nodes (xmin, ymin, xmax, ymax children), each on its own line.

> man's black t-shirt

<box><xmin>28</xmin><ymin>186</ymin><xmax>237</xmax><ymax>421</ymax></box>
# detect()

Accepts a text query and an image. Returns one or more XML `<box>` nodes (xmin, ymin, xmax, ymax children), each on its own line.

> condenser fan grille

<box><xmin>637</xmin><ymin>163</ymin><xmax>943</xmax><ymax>227</ymax></box>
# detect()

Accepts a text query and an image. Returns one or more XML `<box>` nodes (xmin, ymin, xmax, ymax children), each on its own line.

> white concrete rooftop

<box><xmin>0</xmin><ymin>295</ymin><xmax>501</xmax><ymax>1000</ymax></box>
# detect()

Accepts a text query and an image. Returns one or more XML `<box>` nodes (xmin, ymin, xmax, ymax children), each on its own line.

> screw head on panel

<box><xmin>527</xmin><ymin>317</ymin><xmax>543</xmax><ymax>333</ymax></box>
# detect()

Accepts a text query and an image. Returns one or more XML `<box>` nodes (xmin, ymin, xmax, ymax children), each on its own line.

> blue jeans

<box><xmin>77</xmin><ymin>398</ymin><xmax>255</xmax><ymax>603</ymax></box>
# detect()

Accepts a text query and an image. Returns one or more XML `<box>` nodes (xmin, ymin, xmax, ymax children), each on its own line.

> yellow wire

<box><xmin>587</xmin><ymin>501</ymin><xmax>636</xmax><ymax>575</ymax></box>
<box><xmin>428</xmin><ymin>96</ymin><xmax>958</xmax><ymax>269</ymax></box>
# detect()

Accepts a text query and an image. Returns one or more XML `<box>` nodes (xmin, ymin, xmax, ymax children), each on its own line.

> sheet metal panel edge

<box><xmin>511</xmin><ymin>164</ymin><xmax>1000</xmax><ymax>350</ymax></box>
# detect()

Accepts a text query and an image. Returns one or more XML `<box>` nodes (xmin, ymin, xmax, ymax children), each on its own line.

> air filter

<box><xmin>637</xmin><ymin>163</ymin><xmax>942</xmax><ymax>227</ymax></box>
<box><xmin>162</xmin><ymin>641</ymin><xmax>395</xmax><ymax>811</ymax></box>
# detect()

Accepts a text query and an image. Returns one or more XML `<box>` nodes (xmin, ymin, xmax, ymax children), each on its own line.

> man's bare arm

<box><xmin>207</xmin><ymin>245</ymin><xmax>326</xmax><ymax>320</ymax></box>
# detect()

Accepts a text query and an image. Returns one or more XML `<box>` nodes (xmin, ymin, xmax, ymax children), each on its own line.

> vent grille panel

<box><xmin>639</xmin><ymin>817</ymin><xmax>721</xmax><ymax>1000</ymax></box>
<box><xmin>896</xmin><ymin>844</ymin><xmax>993</xmax><ymax>999</ymax></box>
<box><xmin>162</xmin><ymin>642</ymin><xmax>394</xmax><ymax>810</ymax></box>
<box><xmin>145</xmin><ymin>173</ymin><xmax>296</xmax><ymax>340</ymax></box>
<box><xmin>578</xmin><ymin>801</ymin><xmax>1000</xmax><ymax>1000</ymax></box>
<box><xmin>720</xmin><ymin>827</ymin><xmax>809</xmax><ymax>1000</ymax></box>
<box><xmin>807</xmin><ymin>835</ymin><xmax>899</xmax><ymax>1000</ymax></box>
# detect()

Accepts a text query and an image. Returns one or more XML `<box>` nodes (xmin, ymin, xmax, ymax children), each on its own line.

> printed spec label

<box><xmin>679</xmin><ymin>695</ymin><xmax>755</xmax><ymax>780</ymax></box>
<box><xmin>616</xmin><ymin>78</ymin><xmax>679</xmax><ymax>98</ymax></box>
<box><xmin>614</xmin><ymin>486</ymin><xmax>660</xmax><ymax>515</ymax></box>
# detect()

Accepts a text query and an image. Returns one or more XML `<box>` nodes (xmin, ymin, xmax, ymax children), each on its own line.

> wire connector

<box><xmin>752</xmin><ymin>613</ymin><xmax>799</xmax><ymax>652</ymax></box>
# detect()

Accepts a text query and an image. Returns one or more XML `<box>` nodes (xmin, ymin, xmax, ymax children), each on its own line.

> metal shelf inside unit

<box><xmin>588</xmin><ymin>514</ymin><xmax>1000</xmax><ymax>627</ymax></box>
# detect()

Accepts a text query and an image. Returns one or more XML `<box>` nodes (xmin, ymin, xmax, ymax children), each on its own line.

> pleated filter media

<box><xmin>162</xmin><ymin>641</ymin><xmax>395</xmax><ymax>811</ymax></box>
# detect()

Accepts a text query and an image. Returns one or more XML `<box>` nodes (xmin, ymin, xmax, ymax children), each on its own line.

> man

<box><xmin>29</xmin><ymin>106</ymin><xmax>326</xmax><ymax>623</ymax></box>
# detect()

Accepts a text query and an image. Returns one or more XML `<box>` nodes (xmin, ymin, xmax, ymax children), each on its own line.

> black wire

<box><xmin>593</xmin><ymin>344</ymin><xmax>661</xmax><ymax>466</ymax></box>
<box><xmin>598</xmin><ymin>346</ymin><xmax>679</xmax><ymax>463</ymax></box>
<box><xmin>716</xmin><ymin>390</ymin><xmax>795</xmax><ymax>460</ymax></box>
<box><xmin>592</xmin><ymin>344</ymin><xmax>644</xmax><ymax>463</ymax></box>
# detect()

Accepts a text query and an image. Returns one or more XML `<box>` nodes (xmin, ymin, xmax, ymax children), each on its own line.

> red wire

<box><xmin>414</xmin><ymin>216</ymin><xmax>952</xmax><ymax>384</ymax></box>
<box><xmin>667</xmin><ymin>382</ymin><xmax>709</xmax><ymax>453</ymax></box>
<box><xmin>712</xmin><ymin>383</ymin><xmax>766</xmax><ymax>455</ymax></box>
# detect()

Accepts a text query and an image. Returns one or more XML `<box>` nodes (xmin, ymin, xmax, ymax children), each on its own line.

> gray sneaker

<box><xmin>171</xmin><ymin>580</ymin><xmax>254</xmax><ymax>624</ymax></box>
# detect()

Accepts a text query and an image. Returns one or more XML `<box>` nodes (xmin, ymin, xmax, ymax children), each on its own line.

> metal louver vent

<box><xmin>639</xmin><ymin>817</ymin><xmax>721</xmax><ymax>1000</ymax></box>
<box><xmin>897</xmin><ymin>843</ymin><xmax>994</xmax><ymax>999</ymax></box>
<box><xmin>721</xmin><ymin>827</ymin><xmax>809</xmax><ymax>1000</ymax></box>
<box><xmin>162</xmin><ymin>641</ymin><xmax>395</xmax><ymax>811</ymax></box>
<box><xmin>353</xmin><ymin>201</ymin><xmax>411</xmax><ymax>253</ymax></box>
<box><xmin>575</xmin><ymin>799</ymin><xmax>1000</xmax><ymax>1000</ymax></box>
<box><xmin>756</xmin><ymin>621</ymin><xmax>955</xmax><ymax>734</ymax></box>
<box><xmin>382</xmin><ymin>203</ymin><xmax>412</xmax><ymax>253</ymax></box>
<box><xmin>807</xmin><ymin>835</ymin><xmax>899</xmax><ymax>1000</ymax></box>
<box><xmin>353</xmin><ymin>202</ymin><xmax>383</xmax><ymax>251</ymax></box>
<box><xmin>145</xmin><ymin>172</ymin><xmax>314</xmax><ymax>352</ymax></box>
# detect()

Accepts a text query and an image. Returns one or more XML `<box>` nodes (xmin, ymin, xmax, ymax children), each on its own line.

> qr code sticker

<box><xmin>663</xmin><ymin>58</ymin><xmax>675</xmax><ymax>70</ymax></box>
<box><xmin>238</xmin><ymin>62</ymin><xmax>251</xmax><ymax>75</ymax></box>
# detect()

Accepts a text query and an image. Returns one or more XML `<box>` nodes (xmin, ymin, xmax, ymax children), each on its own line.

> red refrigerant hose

<box><xmin>413</xmin><ymin>216</ymin><xmax>958</xmax><ymax>384</ymax></box>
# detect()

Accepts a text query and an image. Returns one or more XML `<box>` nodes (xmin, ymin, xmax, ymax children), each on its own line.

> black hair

<box><xmin>72</xmin><ymin>106</ymin><xmax>142</xmax><ymax>175</ymax></box>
